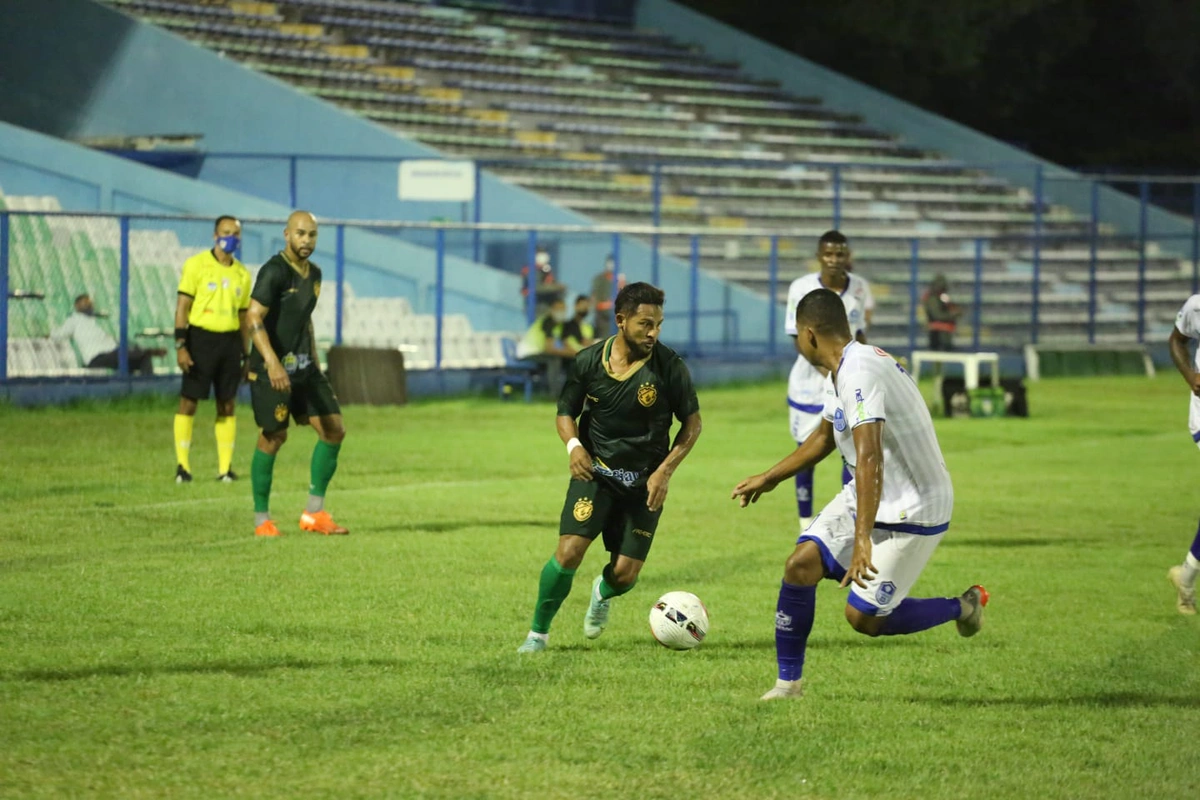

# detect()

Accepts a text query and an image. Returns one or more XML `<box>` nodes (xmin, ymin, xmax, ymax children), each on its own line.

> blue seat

<box><xmin>498</xmin><ymin>336</ymin><xmax>538</xmax><ymax>402</ymax></box>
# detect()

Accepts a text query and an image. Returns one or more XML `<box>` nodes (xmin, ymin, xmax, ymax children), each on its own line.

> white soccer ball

<box><xmin>649</xmin><ymin>591</ymin><xmax>709</xmax><ymax>650</ymax></box>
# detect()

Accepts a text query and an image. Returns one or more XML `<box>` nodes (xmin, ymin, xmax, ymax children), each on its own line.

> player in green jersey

<box><xmin>245</xmin><ymin>210</ymin><xmax>348</xmax><ymax>538</ymax></box>
<box><xmin>517</xmin><ymin>282</ymin><xmax>703</xmax><ymax>652</ymax></box>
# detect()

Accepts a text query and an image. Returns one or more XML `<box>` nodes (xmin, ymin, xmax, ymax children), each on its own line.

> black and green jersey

<box><xmin>558</xmin><ymin>337</ymin><xmax>699</xmax><ymax>489</ymax></box>
<box><xmin>248</xmin><ymin>253</ymin><xmax>322</xmax><ymax>374</ymax></box>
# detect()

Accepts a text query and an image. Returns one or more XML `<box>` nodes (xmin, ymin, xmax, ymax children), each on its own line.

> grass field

<box><xmin>2</xmin><ymin>375</ymin><xmax>1198</xmax><ymax>799</ymax></box>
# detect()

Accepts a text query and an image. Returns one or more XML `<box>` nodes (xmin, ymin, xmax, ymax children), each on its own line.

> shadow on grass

<box><xmin>2</xmin><ymin>656</ymin><xmax>406</xmax><ymax>683</ymax></box>
<box><xmin>939</xmin><ymin>537</ymin><xmax>1084</xmax><ymax>548</ymax></box>
<box><xmin>376</xmin><ymin>519</ymin><xmax>558</xmax><ymax>534</ymax></box>
<box><xmin>912</xmin><ymin>692</ymin><xmax>1200</xmax><ymax>709</ymax></box>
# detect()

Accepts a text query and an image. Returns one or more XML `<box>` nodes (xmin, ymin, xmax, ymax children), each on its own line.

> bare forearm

<box><xmin>764</xmin><ymin>432</ymin><xmax>835</xmax><ymax>484</ymax></box>
<box><xmin>556</xmin><ymin>414</ymin><xmax>580</xmax><ymax>445</ymax></box>
<box><xmin>239</xmin><ymin>312</ymin><xmax>251</xmax><ymax>355</ymax></box>
<box><xmin>249</xmin><ymin>320</ymin><xmax>279</xmax><ymax>366</ymax></box>
<box><xmin>854</xmin><ymin>450</ymin><xmax>883</xmax><ymax>541</ymax></box>
<box><xmin>1170</xmin><ymin>334</ymin><xmax>1195</xmax><ymax>383</ymax></box>
<box><xmin>174</xmin><ymin>297</ymin><xmax>192</xmax><ymax>331</ymax></box>
<box><xmin>658</xmin><ymin>413</ymin><xmax>702</xmax><ymax>476</ymax></box>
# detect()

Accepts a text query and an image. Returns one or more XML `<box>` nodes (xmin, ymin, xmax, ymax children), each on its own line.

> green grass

<box><xmin>1</xmin><ymin>376</ymin><xmax>1198</xmax><ymax>799</ymax></box>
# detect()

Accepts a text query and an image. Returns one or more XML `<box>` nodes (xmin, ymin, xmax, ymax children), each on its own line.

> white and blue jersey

<box><xmin>785</xmin><ymin>272</ymin><xmax>872</xmax><ymax>442</ymax></box>
<box><xmin>1173</xmin><ymin>294</ymin><xmax>1200</xmax><ymax>446</ymax></box>
<box><xmin>824</xmin><ymin>341</ymin><xmax>953</xmax><ymax>531</ymax></box>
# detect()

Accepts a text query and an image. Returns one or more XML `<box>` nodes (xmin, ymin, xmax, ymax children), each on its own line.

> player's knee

<box><xmin>178</xmin><ymin>397</ymin><xmax>198</xmax><ymax>415</ymax></box>
<box><xmin>783</xmin><ymin>544</ymin><xmax>823</xmax><ymax>586</ymax></box>
<box><xmin>610</xmin><ymin>560</ymin><xmax>641</xmax><ymax>588</ymax></box>
<box><xmin>325</xmin><ymin>424</ymin><xmax>346</xmax><ymax>445</ymax></box>
<box><xmin>216</xmin><ymin>399</ymin><xmax>235</xmax><ymax>417</ymax></box>
<box><xmin>844</xmin><ymin>605</ymin><xmax>884</xmax><ymax>636</ymax></box>
<box><xmin>553</xmin><ymin>535</ymin><xmax>589</xmax><ymax>569</ymax></box>
<box><xmin>259</xmin><ymin>429</ymin><xmax>287</xmax><ymax>453</ymax></box>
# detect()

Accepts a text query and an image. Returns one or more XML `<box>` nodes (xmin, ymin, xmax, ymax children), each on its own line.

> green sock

<box><xmin>251</xmin><ymin>449</ymin><xmax>276</xmax><ymax>514</ymax></box>
<box><xmin>598</xmin><ymin>562</ymin><xmax>636</xmax><ymax>600</ymax></box>
<box><xmin>310</xmin><ymin>440</ymin><xmax>341</xmax><ymax>499</ymax></box>
<box><xmin>531</xmin><ymin>557</ymin><xmax>577</xmax><ymax>634</ymax></box>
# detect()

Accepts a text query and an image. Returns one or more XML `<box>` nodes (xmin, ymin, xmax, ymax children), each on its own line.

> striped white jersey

<box><xmin>786</xmin><ymin>272</ymin><xmax>871</xmax><ymax>410</ymax></box>
<box><xmin>822</xmin><ymin>341</ymin><xmax>953</xmax><ymax>531</ymax></box>
<box><xmin>1175</xmin><ymin>294</ymin><xmax>1200</xmax><ymax>371</ymax></box>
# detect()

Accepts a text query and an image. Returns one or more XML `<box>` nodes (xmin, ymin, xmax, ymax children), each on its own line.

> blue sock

<box><xmin>794</xmin><ymin>469</ymin><xmax>813</xmax><ymax>518</ymax></box>
<box><xmin>775</xmin><ymin>581</ymin><xmax>816</xmax><ymax>681</ymax></box>
<box><xmin>841</xmin><ymin>462</ymin><xmax>852</xmax><ymax>485</ymax></box>
<box><xmin>1190</xmin><ymin>519</ymin><xmax>1200</xmax><ymax>561</ymax></box>
<box><xmin>879</xmin><ymin>597</ymin><xmax>961</xmax><ymax>636</ymax></box>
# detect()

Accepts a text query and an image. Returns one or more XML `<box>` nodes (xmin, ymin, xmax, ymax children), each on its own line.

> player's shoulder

<box><xmin>840</xmin><ymin>341</ymin><xmax>894</xmax><ymax>374</ymax></box>
<box><xmin>183</xmin><ymin>250</ymin><xmax>211</xmax><ymax>270</ymax></box>
<box><xmin>1179</xmin><ymin>293</ymin><xmax>1200</xmax><ymax>315</ymax></box>
<box><xmin>573</xmin><ymin>338</ymin><xmax>607</xmax><ymax>370</ymax></box>
<box><xmin>310</xmin><ymin>262</ymin><xmax>323</xmax><ymax>281</ymax></box>
<box><xmin>787</xmin><ymin>272</ymin><xmax>820</xmax><ymax>293</ymax></box>
<box><xmin>260</xmin><ymin>253</ymin><xmax>288</xmax><ymax>272</ymax></box>
<box><xmin>650</xmin><ymin>341</ymin><xmax>689</xmax><ymax>374</ymax></box>
<box><xmin>847</xmin><ymin>273</ymin><xmax>872</xmax><ymax>295</ymax></box>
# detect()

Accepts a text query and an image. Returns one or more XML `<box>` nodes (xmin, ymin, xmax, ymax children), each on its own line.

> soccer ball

<box><xmin>648</xmin><ymin>591</ymin><xmax>709</xmax><ymax>650</ymax></box>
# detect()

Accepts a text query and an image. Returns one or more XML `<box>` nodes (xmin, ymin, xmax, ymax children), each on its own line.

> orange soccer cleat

<box><xmin>255</xmin><ymin>520</ymin><xmax>282</xmax><ymax>538</ymax></box>
<box><xmin>299</xmin><ymin>510</ymin><xmax>349</xmax><ymax>536</ymax></box>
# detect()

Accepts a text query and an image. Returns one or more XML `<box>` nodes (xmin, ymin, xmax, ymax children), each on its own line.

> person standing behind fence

<box><xmin>173</xmin><ymin>215</ymin><xmax>252</xmax><ymax>484</ymax></box>
<box><xmin>246</xmin><ymin>210</ymin><xmax>348</xmax><ymax>538</ymax></box>
<box><xmin>591</xmin><ymin>255</ymin><xmax>621</xmax><ymax>340</ymax></box>
<box><xmin>923</xmin><ymin>274</ymin><xmax>962</xmax><ymax>352</ymax></box>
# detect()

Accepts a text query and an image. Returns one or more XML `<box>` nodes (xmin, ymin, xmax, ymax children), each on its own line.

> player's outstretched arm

<box><xmin>731</xmin><ymin>419</ymin><xmax>836</xmax><ymax>508</ymax></box>
<box><xmin>647</xmin><ymin>411</ymin><xmax>702</xmax><ymax>512</ymax></box>
<box><xmin>841</xmin><ymin>421</ymin><xmax>883</xmax><ymax>589</ymax></box>
<box><xmin>557</xmin><ymin>414</ymin><xmax>594</xmax><ymax>482</ymax></box>
<box><xmin>1168</xmin><ymin>327</ymin><xmax>1200</xmax><ymax>396</ymax></box>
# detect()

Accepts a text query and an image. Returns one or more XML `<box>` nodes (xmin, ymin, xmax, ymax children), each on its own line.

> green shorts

<box><xmin>249</xmin><ymin>367</ymin><xmax>341</xmax><ymax>434</ymax></box>
<box><xmin>559</xmin><ymin>477</ymin><xmax>663</xmax><ymax>562</ymax></box>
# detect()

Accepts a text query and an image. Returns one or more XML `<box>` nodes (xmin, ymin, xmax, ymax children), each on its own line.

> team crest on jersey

<box><xmin>273</xmin><ymin>403</ymin><xmax>289</xmax><ymax>422</ymax></box>
<box><xmin>876</xmin><ymin>581</ymin><xmax>897</xmax><ymax>606</ymax></box>
<box><xmin>637</xmin><ymin>382</ymin><xmax>657</xmax><ymax>407</ymax></box>
<box><xmin>833</xmin><ymin>407</ymin><xmax>847</xmax><ymax>432</ymax></box>
<box><xmin>573</xmin><ymin>498</ymin><xmax>593</xmax><ymax>522</ymax></box>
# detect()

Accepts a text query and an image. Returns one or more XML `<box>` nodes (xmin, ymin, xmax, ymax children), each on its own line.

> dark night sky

<box><xmin>676</xmin><ymin>0</ymin><xmax>1200</xmax><ymax>172</ymax></box>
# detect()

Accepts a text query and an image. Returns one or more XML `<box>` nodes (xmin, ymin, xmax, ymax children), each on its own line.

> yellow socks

<box><xmin>174</xmin><ymin>414</ymin><xmax>194</xmax><ymax>472</ymax></box>
<box><xmin>215</xmin><ymin>416</ymin><xmax>237</xmax><ymax>476</ymax></box>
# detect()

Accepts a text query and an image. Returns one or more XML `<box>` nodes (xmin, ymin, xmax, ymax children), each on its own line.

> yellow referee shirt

<box><xmin>178</xmin><ymin>250</ymin><xmax>252</xmax><ymax>333</ymax></box>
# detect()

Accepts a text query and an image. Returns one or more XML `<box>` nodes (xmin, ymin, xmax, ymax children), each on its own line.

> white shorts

<box><xmin>797</xmin><ymin>487</ymin><xmax>946</xmax><ymax>616</ymax></box>
<box><xmin>1189</xmin><ymin>394</ymin><xmax>1200</xmax><ymax>449</ymax></box>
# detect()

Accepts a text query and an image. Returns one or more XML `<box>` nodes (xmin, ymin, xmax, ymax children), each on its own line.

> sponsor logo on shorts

<box><xmin>632</xmin><ymin>528</ymin><xmax>653</xmax><ymax>539</ymax></box>
<box><xmin>833</xmin><ymin>407</ymin><xmax>847</xmax><ymax>432</ymax></box>
<box><xmin>637</xmin><ymin>382</ymin><xmax>657</xmax><ymax>407</ymax></box>
<box><xmin>876</xmin><ymin>581</ymin><xmax>896</xmax><ymax>606</ymax></box>
<box><xmin>273</xmin><ymin>403</ymin><xmax>289</xmax><ymax>422</ymax></box>
<box><xmin>572</xmin><ymin>498</ymin><xmax>593</xmax><ymax>522</ymax></box>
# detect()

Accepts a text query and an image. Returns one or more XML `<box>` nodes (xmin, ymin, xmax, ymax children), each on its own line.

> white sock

<box><xmin>527</xmin><ymin>631</ymin><xmax>548</xmax><ymax>642</ymax></box>
<box><xmin>1181</xmin><ymin>553</ymin><xmax>1200</xmax><ymax>589</ymax></box>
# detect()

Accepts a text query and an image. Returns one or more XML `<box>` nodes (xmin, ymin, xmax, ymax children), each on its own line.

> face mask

<box><xmin>216</xmin><ymin>235</ymin><xmax>240</xmax><ymax>255</ymax></box>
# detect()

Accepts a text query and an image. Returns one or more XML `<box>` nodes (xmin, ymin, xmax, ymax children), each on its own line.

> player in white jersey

<box><xmin>785</xmin><ymin>231</ymin><xmax>871</xmax><ymax>531</ymax></box>
<box><xmin>733</xmin><ymin>288</ymin><xmax>989</xmax><ymax>700</ymax></box>
<box><xmin>1165</xmin><ymin>294</ymin><xmax>1200</xmax><ymax>614</ymax></box>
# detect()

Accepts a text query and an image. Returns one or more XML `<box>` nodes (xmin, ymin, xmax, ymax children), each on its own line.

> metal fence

<box><xmin>3</xmin><ymin>210</ymin><xmax>1199</xmax><ymax>382</ymax></box>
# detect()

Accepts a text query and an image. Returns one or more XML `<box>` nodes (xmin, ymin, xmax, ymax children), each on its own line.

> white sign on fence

<box><xmin>397</xmin><ymin>160</ymin><xmax>476</xmax><ymax>202</ymax></box>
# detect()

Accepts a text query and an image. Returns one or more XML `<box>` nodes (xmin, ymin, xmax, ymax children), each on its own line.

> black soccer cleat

<box><xmin>217</xmin><ymin>470</ymin><xmax>238</xmax><ymax>483</ymax></box>
<box><xmin>175</xmin><ymin>465</ymin><xmax>193</xmax><ymax>484</ymax></box>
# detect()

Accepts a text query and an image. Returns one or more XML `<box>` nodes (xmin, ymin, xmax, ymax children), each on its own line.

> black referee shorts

<box><xmin>181</xmin><ymin>328</ymin><xmax>243</xmax><ymax>402</ymax></box>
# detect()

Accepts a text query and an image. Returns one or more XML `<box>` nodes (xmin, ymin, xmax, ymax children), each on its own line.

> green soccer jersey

<box><xmin>249</xmin><ymin>253</ymin><xmax>322</xmax><ymax>375</ymax></box>
<box><xmin>558</xmin><ymin>337</ymin><xmax>700</xmax><ymax>489</ymax></box>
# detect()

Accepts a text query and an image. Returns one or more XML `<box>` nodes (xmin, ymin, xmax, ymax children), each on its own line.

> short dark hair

<box><xmin>214</xmin><ymin>215</ymin><xmax>239</xmax><ymax>233</ymax></box>
<box><xmin>615</xmin><ymin>281</ymin><xmax>665</xmax><ymax>317</ymax></box>
<box><xmin>818</xmin><ymin>230</ymin><xmax>848</xmax><ymax>248</ymax></box>
<box><xmin>73</xmin><ymin>293</ymin><xmax>90</xmax><ymax>306</ymax></box>
<box><xmin>795</xmin><ymin>288</ymin><xmax>851</xmax><ymax>339</ymax></box>
<box><xmin>574</xmin><ymin>294</ymin><xmax>590</xmax><ymax>305</ymax></box>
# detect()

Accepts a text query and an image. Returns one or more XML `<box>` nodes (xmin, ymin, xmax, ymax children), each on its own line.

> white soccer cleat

<box><xmin>1168</xmin><ymin>566</ymin><xmax>1197</xmax><ymax>616</ymax></box>
<box><xmin>583</xmin><ymin>575</ymin><xmax>611</xmax><ymax>639</ymax></box>
<box><xmin>516</xmin><ymin>633</ymin><xmax>548</xmax><ymax>654</ymax></box>
<box><xmin>760</xmin><ymin>679</ymin><xmax>804</xmax><ymax>701</ymax></box>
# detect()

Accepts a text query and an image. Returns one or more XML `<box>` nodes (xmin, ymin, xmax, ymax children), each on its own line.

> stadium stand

<box><xmin>92</xmin><ymin>0</ymin><xmax>1195</xmax><ymax>350</ymax></box>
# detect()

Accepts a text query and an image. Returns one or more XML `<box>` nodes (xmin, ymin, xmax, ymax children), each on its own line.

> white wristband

<box><xmin>567</xmin><ymin>437</ymin><xmax>583</xmax><ymax>455</ymax></box>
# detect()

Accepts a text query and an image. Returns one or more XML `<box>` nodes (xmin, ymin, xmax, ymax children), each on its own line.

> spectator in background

<box><xmin>51</xmin><ymin>293</ymin><xmax>159</xmax><ymax>375</ymax></box>
<box><xmin>562</xmin><ymin>295</ymin><xmax>595</xmax><ymax>352</ymax></box>
<box><xmin>924</xmin><ymin>273</ymin><xmax>962</xmax><ymax>351</ymax></box>
<box><xmin>520</xmin><ymin>246</ymin><xmax>566</xmax><ymax>317</ymax></box>
<box><xmin>516</xmin><ymin>297</ymin><xmax>576</xmax><ymax>395</ymax></box>
<box><xmin>591</xmin><ymin>255</ymin><xmax>625</xmax><ymax>340</ymax></box>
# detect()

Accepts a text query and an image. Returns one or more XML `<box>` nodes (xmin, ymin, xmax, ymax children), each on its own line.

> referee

<box><xmin>173</xmin><ymin>215</ymin><xmax>252</xmax><ymax>483</ymax></box>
